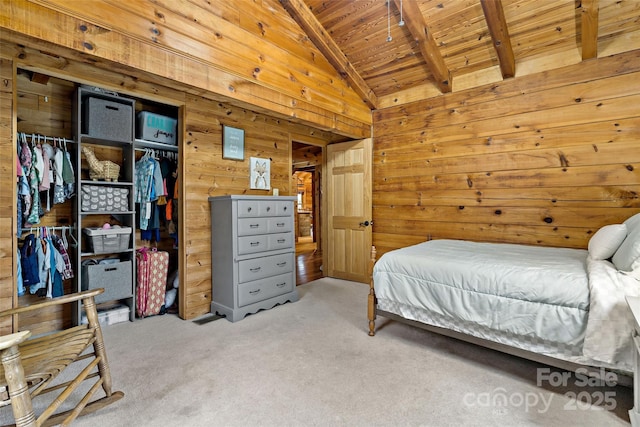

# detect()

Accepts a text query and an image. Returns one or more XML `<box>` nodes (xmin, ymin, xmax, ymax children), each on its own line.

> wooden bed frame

<box><xmin>366</xmin><ymin>245</ymin><xmax>632</xmax><ymax>387</ymax></box>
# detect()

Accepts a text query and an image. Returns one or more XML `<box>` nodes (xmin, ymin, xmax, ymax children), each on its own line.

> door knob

<box><xmin>359</xmin><ymin>220</ymin><xmax>373</xmax><ymax>227</ymax></box>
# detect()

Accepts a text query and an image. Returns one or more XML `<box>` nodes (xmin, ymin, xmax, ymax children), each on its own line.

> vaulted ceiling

<box><xmin>281</xmin><ymin>0</ymin><xmax>640</xmax><ymax>109</ymax></box>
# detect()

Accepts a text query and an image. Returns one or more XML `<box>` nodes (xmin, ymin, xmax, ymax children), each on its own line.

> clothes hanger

<box><xmin>67</xmin><ymin>226</ymin><xmax>78</xmax><ymax>248</ymax></box>
<box><xmin>61</xmin><ymin>226</ymin><xmax>68</xmax><ymax>249</ymax></box>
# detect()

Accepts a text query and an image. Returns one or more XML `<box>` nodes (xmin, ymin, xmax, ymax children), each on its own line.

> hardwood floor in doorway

<box><xmin>296</xmin><ymin>238</ymin><xmax>323</xmax><ymax>285</ymax></box>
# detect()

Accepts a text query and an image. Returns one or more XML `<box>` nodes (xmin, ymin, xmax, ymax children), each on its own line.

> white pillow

<box><xmin>612</xmin><ymin>225</ymin><xmax>640</xmax><ymax>271</ymax></box>
<box><xmin>588</xmin><ymin>224</ymin><xmax>628</xmax><ymax>260</ymax></box>
<box><xmin>624</xmin><ymin>212</ymin><xmax>640</xmax><ymax>234</ymax></box>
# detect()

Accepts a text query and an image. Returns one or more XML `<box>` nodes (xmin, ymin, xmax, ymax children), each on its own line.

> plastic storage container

<box><xmin>83</xmin><ymin>226</ymin><xmax>132</xmax><ymax>254</ymax></box>
<box><xmin>136</xmin><ymin>111</ymin><xmax>177</xmax><ymax>145</ymax></box>
<box><xmin>81</xmin><ymin>304</ymin><xmax>130</xmax><ymax>326</ymax></box>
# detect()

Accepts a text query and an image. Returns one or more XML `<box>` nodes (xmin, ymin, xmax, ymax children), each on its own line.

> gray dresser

<box><xmin>209</xmin><ymin>195</ymin><xmax>298</xmax><ymax>321</ymax></box>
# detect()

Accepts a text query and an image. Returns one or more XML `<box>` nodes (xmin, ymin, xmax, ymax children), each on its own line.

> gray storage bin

<box><xmin>83</xmin><ymin>96</ymin><xmax>133</xmax><ymax>141</ymax></box>
<box><xmin>81</xmin><ymin>185</ymin><xmax>129</xmax><ymax>212</ymax></box>
<box><xmin>83</xmin><ymin>226</ymin><xmax>132</xmax><ymax>254</ymax></box>
<box><xmin>82</xmin><ymin>260</ymin><xmax>133</xmax><ymax>304</ymax></box>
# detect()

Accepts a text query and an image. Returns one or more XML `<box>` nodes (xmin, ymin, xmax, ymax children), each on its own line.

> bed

<box><xmin>368</xmin><ymin>213</ymin><xmax>640</xmax><ymax>384</ymax></box>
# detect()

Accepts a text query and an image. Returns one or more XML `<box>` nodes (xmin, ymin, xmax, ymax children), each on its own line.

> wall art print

<box><xmin>222</xmin><ymin>125</ymin><xmax>244</xmax><ymax>160</ymax></box>
<box><xmin>250</xmin><ymin>157</ymin><xmax>270</xmax><ymax>190</ymax></box>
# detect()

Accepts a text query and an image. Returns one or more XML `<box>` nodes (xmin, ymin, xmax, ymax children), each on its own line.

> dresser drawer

<box><xmin>268</xmin><ymin>216</ymin><xmax>293</xmax><ymax>233</ymax></box>
<box><xmin>237</xmin><ymin>200</ymin><xmax>279</xmax><ymax>217</ymax></box>
<box><xmin>238</xmin><ymin>235</ymin><xmax>269</xmax><ymax>255</ymax></box>
<box><xmin>237</xmin><ymin>272</ymin><xmax>294</xmax><ymax>307</ymax></box>
<box><xmin>269</xmin><ymin>232</ymin><xmax>293</xmax><ymax>251</ymax></box>
<box><xmin>237</xmin><ymin>200</ymin><xmax>261</xmax><ymax>217</ymax></box>
<box><xmin>238</xmin><ymin>217</ymin><xmax>268</xmax><ymax>236</ymax></box>
<box><xmin>238</xmin><ymin>253</ymin><xmax>294</xmax><ymax>283</ymax></box>
<box><xmin>275</xmin><ymin>200</ymin><xmax>294</xmax><ymax>216</ymax></box>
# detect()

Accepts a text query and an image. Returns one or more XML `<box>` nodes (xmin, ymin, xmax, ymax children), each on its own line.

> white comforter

<box><xmin>373</xmin><ymin>239</ymin><xmax>634</xmax><ymax>372</ymax></box>
<box><xmin>584</xmin><ymin>257</ymin><xmax>639</xmax><ymax>371</ymax></box>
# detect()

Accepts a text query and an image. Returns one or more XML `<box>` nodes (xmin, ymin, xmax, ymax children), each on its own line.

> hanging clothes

<box><xmin>135</xmin><ymin>150</ymin><xmax>166</xmax><ymax>234</ymax></box>
<box><xmin>17</xmin><ymin>133</ymin><xmax>76</xmax><ymax>228</ymax></box>
<box><xmin>33</xmin><ymin>234</ymin><xmax>49</xmax><ymax>295</ymax></box>
<box><xmin>51</xmin><ymin>233</ymin><xmax>74</xmax><ymax>280</ymax></box>
<box><xmin>46</xmin><ymin>235</ymin><xmax>65</xmax><ymax>298</ymax></box>
<box><xmin>52</xmin><ymin>143</ymin><xmax>66</xmax><ymax>204</ymax></box>
<box><xmin>62</xmin><ymin>141</ymin><xmax>75</xmax><ymax>200</ymax></box>
<box><xmin>26</xmin><ymin>137</ymin><xmax>43</xmax><ymax>225</ymax></box>
<box><xmin>16</xmin><ymin>155</ymin><xmax>24</xmax><ymax>236</ymax></box>
<box><xmin>41</xmin><ymin>143</ymin><xmax>55</xmax><ymax>212</ymax></box>
<box><xmin>34</xmin><ymin>141</ymin><xmax>47</xmax><ymax>190</ymax></box>
<box><xmin>135</xmin><ymin>152</ymin><xmax>156</xmax><ymax>230</ymax></box>
<box><xmin>20</xmin><ymin>233</ymin><xmax>39</xmax><ymax>288</ymax></box>
<box><xmin>19</xmin><ymin>133</ymin><xmax>32</xmax><ymax>169</ymax></box>
<box><xmin>16</xmin><ymin>249</ymin><xmax>25</xmax><ymax>297</ymax></box>
<box><xmin>15</xmin><ymin>133</ymin><xmax>76</xmax><ymax>299</ymax></box>
<box><xmin>28</xmin><ymin>231</ymin><xmax>66</xmax><ymax>298</ymax></box>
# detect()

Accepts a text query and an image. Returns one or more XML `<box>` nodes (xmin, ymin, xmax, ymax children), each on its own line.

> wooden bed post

<box><xmin>368</xmin><ymin>245</ymin><xmax>377</xmax><ymax>336</ymax></box>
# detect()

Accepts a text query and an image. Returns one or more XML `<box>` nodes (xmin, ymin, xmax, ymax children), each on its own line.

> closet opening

<box><xmin>15</xmin><ymin>68</ymin><xmax>183</xmax><ymax>335</ymax></box>
<box><xmin>291</xmin><ymin>141</ymin><xmax>323</xmax><ymax>285</ymax></box>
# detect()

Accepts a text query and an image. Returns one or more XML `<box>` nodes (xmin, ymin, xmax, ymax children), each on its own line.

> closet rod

<box><xmin>18</xmin><ymin>132</ymin><xmax>75</xmax><ymax>144</ymax></box>
<box><xmin>22</xmin><ymin>225</ymin><xmax>79</xmax><ymax>247</ymax></box>
<box><xmin>134</xmin><ymin>147</ymin><xmax>177</xmax><ymax>153</ymax></box>
<box><xmin>24</xmin><ymin>225</ymin><xmax>75</xmax><ymax>233</ymax></box>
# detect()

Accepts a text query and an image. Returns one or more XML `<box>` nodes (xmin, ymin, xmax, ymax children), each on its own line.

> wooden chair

<box><xmin>0</xmin><ymin>289</ymin><xmax>124</xmax><ymax>426</ymax></box>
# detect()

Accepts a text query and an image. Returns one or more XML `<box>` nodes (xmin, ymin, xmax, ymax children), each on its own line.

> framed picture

<box><xmin>250</xmin><ymin>157</ymin><xmax>271</xmax><ymax>190</ymax></box>
<box><xmin>222</xmin><ymin>125</ymin><xmax>245</xmax><ymax>160</ymax></box>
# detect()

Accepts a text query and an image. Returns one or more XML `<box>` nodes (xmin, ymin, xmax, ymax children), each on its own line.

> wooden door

<box><xmin>324</xmin><ymin>138</ymin><xmax>372</xmax><ymax>283</ymax></box>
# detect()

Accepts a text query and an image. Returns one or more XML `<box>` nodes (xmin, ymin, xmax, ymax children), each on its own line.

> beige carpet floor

<box><xmin>2</xmin><ymin>277</ymin><xmax>634</xmax><ymax>426</ymax></box>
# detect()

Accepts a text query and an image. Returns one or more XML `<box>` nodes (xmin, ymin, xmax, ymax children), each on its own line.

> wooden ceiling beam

<box><xmin>279</xmin><ymin>0</ymin><xmax>378</xmax><ymax>109</ymax></box>
<box><xmin>581</xmin><ymin>0</ymin><xmax>599</xmax><ymax>60</ymax></box>
<box><xmin>393</xmin><ymin>0</ymin><xmax>451</xmax><ymax>93</ymax></box>
<box><xmin>480</xmin><ymin>0</ymin><xmax>515</xmax><ymax>79</ymax></box>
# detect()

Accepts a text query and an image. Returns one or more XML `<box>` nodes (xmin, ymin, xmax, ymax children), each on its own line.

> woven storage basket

<box><xmin>89</xmin><ymin>161</ymin><xmax>120</xmax><ymax>181</ymax></box>
<box><xmin>82</xmin><ymin>146</ymin><xmax>121</xmax><ymax>181</ymax></box>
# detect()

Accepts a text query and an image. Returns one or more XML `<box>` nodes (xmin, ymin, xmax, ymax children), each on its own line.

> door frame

<box><xmin>290</xmin><ymin>139</ymin><xmax>326</xmax><ymax>255</ymax></box>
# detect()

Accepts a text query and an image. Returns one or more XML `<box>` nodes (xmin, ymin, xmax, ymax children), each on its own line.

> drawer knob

<box><xmin>249</xmin><ymin>289</ymin><xmax>261</xmax><ymax>295</ymax></box>
<box><xmin>277</xmin><ymin>223</ymin><xmax>285</xmax><ymax>227</ymax></box>
<box><xmin>250</xmin><ymin>242</ymin><xmax>260</xmax><ymax>246</ymax></box>
<box><xmin>276</xmin><ymin>282</ymin><xmax>286</xmax><ymax>288</ymax></box>
<box><xmin>250</xmin><ymin>267</ymin><xmax>262</xmax><ymax>273</ymax></box>
<box><xmin>276</xmin><ymin>262</ymin><xmax>287</xmax><ymax>267</ymax></box>
<box><xmin>250</xmin><ymin>224</ymin><xmax>259</xmax><ymax>228</ymax></box>
<box><xmin>277</xmin><ymin>239</ymin><xmax>285</xmax><ymax>243</ymax></box>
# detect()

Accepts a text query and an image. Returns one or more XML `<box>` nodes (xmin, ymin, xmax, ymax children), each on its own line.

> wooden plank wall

<box><xmin>0</xmin><ymin>59</ymin><xmax>15</xmax><ymax>334</ymax></box>
<box><xmin>372</xmin><ymin>49</ymin><xmax>640</xmax><ymax>257</ymax></box>
<box><xmin>0</xmin><ymin>38</ymin><xmax>335</xmax><ymax>323</ymax></box>
<box><xmin>2</xmin><ymin>0</ymin><xmax>371</xmax><ymax>138</ymax></box>
<box><xmin>182</xmin><ymin>95</ymin><xmax>331</xmax><ymax>319</ymax></box>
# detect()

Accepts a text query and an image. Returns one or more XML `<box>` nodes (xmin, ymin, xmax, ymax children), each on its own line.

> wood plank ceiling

<box><xmin>281</xmin><ymin>0</ymin><xmax>640</xmax><ymax>109</ymax></box>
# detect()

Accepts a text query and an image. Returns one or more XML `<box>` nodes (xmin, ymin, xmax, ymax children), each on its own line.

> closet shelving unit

<box><xmin>73</xmin><ymin>87</ymin><xmax>137</xmax><ymax>323</ymax></box>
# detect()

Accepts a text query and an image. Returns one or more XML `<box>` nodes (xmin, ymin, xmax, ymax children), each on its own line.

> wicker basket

<box><xmin>88</xmin><ymin>161</ymin><xmax>120</xmax><ymax>181</ymax></box>
<box><xmin>82</xmin><ymin>146</ymin><xmax>121</xmax><ymax>182</ymax></box>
